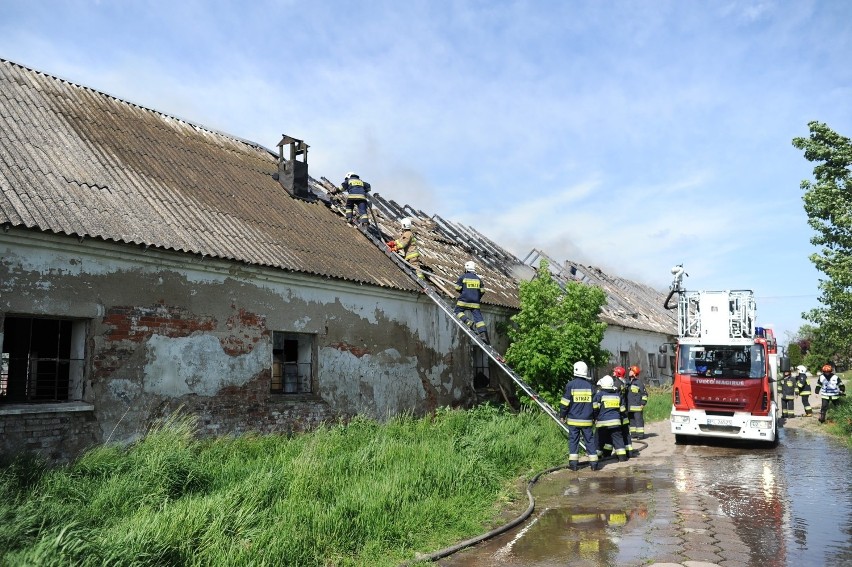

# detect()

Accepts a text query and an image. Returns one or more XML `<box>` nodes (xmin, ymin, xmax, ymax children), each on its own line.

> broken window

<box><xmin>646</xmin><ymin>353</ymin><xmax>657</xmax><ymax>382</ymax></box>
<box><xmin>1</xmin><ymin>316</ymin><xmax>86</xmax><ymax>404</ymax></box>
<box><xmin>619</xmin><ymin>351</ymin><xmax>629</xmax><ymax>369</ymax></box>
<box><xmin>472</xmin><ymin>347</ymin><xmax>491</xmax><ymax>389</ymax></box>
<box><xmin>271</xmin><ymin>331</ymin><xmax>314</xmax><ymax>394</ymax></box>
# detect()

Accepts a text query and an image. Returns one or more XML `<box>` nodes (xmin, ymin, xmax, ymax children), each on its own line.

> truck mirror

<box><xmin>658</xmin><ymin>344</ymin><xmax>668</xmax><ymax>354</ymax></box>
<box><xmin>657</xmin><ymin>353</ymin><xmax>667</xmax><ymax>369</ymax></box>
<box><xmin>779</xmin><ymin>356</ymin><xmax>791</xmax><ymax>372</ymax></box>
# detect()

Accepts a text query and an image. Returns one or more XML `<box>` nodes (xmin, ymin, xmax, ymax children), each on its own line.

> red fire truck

<box><xmin>664</xmin><ymin>266</ymin><xmax>778</xmax><ymax>445</ymax></box>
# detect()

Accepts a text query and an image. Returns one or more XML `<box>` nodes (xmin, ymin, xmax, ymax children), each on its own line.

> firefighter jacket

<box><xmin>593</xmin><ymin>388</ymin><xmax>625</xmax><ymax>428</ymax></box>
<box><xmin>341</xmin><ymin>177</ymin><xmax>371</xmax><ymax>200</ymax></box>
<box><xmin>559</xmin><ymin>376</ymin><xmax>596</xmax><ymax>427</ymax></box>
<box><xmin>626</xmin><ymin>377</ymin><xmax>648</xmax><ymax>411</ymax></box>
<box><xmin>393</xmin><ymin>229</ymin><xmax>420</xmax><ymax>262</ymax></box>
<box><xmin>779</xmin><ymin>373</ymin><xmax>797</xmax><ymax>400</ymax></box>
<box><xmin>796</xmin><ymin>372</ymin><xmax>811</xmax><ymax>395</ymax></box>
<box><xmin>455</xmin><ymin>271</ymin><xmax>485</xmax><ymax>309</ymax></box>
<box><xmin>817</xmin><ymin>373</ymin><xmax>844</xmax><ymax>399</ymax></box>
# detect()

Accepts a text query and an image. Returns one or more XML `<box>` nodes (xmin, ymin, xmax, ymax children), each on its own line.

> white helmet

<box><xmin>401</xmin><ymin>217</ymin><xmax>412</xmax><ymax>230</ymax></box>
<box><xmin>797</xmin><ymin>365</ymin><xmax>807</xmax><ymax>373</ymax></box>
<box><xmin>573</xmin><ymin>361</ymin><xmax>589</xmax><ymax>379</ymax></box>
<box><xmin>345</xmin><ymin>171</ymin><xmax>358</xmax><ymax>180</ymax></box>
<box><xmin>597</xmin><ymin>375</ymin><xmax>615</xmax><ymax>390</ymax></box>
<box><xmin>465</xmin><ymin>261</ymin><xmax>476</xmax><ymax>272</ymax></box>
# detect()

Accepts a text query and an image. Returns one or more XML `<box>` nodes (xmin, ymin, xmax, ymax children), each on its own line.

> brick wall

<box><xmin>0</xmin><ymin>407</ymin><xmax>100</xmax><ymax>463</ymax></box>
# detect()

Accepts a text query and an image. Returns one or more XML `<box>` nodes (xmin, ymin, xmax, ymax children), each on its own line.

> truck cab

<box><xmin>665</xmin><ymin>269</ymin><xmax>778</xmax><ymax>445</ymax></box>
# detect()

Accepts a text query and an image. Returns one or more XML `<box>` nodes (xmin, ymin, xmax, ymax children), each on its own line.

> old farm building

<box><xmin>0</xmin><ymin>59</ymin><xmax>675</xmax><ymax>461</ymax></box>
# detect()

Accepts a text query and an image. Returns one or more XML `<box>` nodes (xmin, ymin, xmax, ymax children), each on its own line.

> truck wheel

<box><xmin>675</xmin><ymin>434</ymin><xmax>689</xmax><ymax>445</ymax></box>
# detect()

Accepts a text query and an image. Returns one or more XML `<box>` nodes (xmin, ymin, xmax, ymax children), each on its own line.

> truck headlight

<box><xmin>671</xmin><ymin>415</ymin><xmax>690</xmax><ymax>424</ymax></box>
<box><xmin>749</xmin><ymin>420</ymin><xmax>773</xmax><ymax>430</ymax></box>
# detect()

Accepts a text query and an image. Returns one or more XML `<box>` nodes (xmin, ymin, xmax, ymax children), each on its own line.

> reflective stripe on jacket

<box><xmin>593</xmin><ymin>389</ymin><xmax>625</xmax><ymax>428</ymax></box>
<box><xmin>559</xmin><ymin>376</ymin><xmax>596</xmax><ymax>427</ymax></box>
<box><xmin>626</xmin><ymin>378</ymin><xmax>648</xmax><ymax>411</ymax></box>
<box><xmin>455</xmin><ymin>271</ymin><xmax>484</xmax><ymax>308</ymax></box>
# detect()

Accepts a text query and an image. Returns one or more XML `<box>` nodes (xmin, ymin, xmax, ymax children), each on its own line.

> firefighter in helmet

<box><xmin>603</xmin><ymin>366</ymin><xmax>636</xmax><ymax>458</ymax></box>
<box><xmin>594</xmin><ymin>375</ymin><xmax>627</xmax><ymax>463</ymax></box>
<box><xmin>626</xmin><ymin>365</ymin><xmax>649</xmax><ymax>440</ymax></box>
<box><xmin>454</xmin><ymin>261</ymin><xmax>489</xmax><ymax>344</ymax></box>
<box><xmin>779</xmin><ymin>368</ymin><xmax>797</xmax><ymax>419</ymax></box>
<box><xmin>387</xmin><ymin>217</ymin><xmax>423</xmax><ymax>279</ymax></box>
<box><xmin>795</xmin><ymin>365</ymin><xmax>812</xmax><ymax>417</ymax></box>
<box><xmin>559</xmin><ymin>361</ymin><xmax>600</xmax><ymax>471</ymax></box>
<box><xmin>340</xmin><ymin>172</ymin><xmax>371</xmax><ymax>226</ymax></box>
<box><xmin>815</xmin><ymin>364</ymin><xmax>845</xmax><ymax>423</ymax></box>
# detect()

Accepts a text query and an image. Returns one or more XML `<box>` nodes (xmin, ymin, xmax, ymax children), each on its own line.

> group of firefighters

<box><xmin>332</xmin><ymin>174</ymin><xmax>490</xmax><ymax>346</ymax></box>
<box><xmin>779</xmin><ymin>363</ymin><xmax>845</xmax><ymax>423</ymax></box>
<box><xmin>558</xmin><ymin>361</ymin><xmax>648</xmax><ymax>471</ymax></box>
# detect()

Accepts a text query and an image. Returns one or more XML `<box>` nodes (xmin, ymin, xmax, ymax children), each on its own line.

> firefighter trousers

<box><xmin>800</xmin><ymin>395</ymin><xmax>812</xmax><ymax>415</ymax></box>
<box><xmin>568</xmin><ymin>425</ymin><xmax>598</xmax><ymax>463</ymax></box>
<box><xmin>596</xmin><ymin>425</ymin><xmax>626</xmax><ymax>458</ymax></box>
<box><xmin>628</xmin><ymin>410</ymin><xmax>645</xmax><ymax>437</ymax></box>
<box><xmin>781</xmin><ymin>398</ymin><xmax>795</xmax><ymax>418</ymax></box>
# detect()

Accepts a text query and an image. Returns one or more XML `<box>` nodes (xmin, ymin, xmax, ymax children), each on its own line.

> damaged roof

<box><xmin>0</xmin><ymin>58</ymin><xmax>675</xmax><ymax>334</ymax></box>
<box><xmin>522</xmin><ymin>249</ymin><xmax>676</xmax><ymax>335</ymax></box>
<box><xmin>0</xmin><ymin>58</ymin><xmax>418</xmax><ymax>292</ymax></box>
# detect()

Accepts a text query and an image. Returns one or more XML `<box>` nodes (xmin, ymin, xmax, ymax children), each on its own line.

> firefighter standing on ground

<box><xmin>340</xmin><ymin>172</ymin><xmax>371</xmax><ymax>226</ymax></box>
<box><xmin>816</xmin><ymin>364</ymin><xmax>845</xmax><ymax>423</ymax></box>
<box><xmin>604</xmin><ymin>366</ymin><xmax>636</xmax><ymax>459</ymax></box>
<box><xmin>795</xmin><ymin>365</ymin><xmax>812</xmax><ymax>417</ymax></box>
<box><xmin>779</xmin><ymin>369</ymin><xmax>796</xmax><ymax>419</ymax></box>
<box><xmin>626</xmin><ymin>365</ymin><xmax>649</xmax><ymax>440</ymax></box>
<box><xmin>454</xmin><ymin>261</ymin><xmax>489</xmax><ymax>344</ymax></box>
<box><xmin>387</xmin><ymin>217</ymin><xmax>423</xmax><ymax>279</ymax></box>
<box><xmin>559</xmin><ymin>361</ymin><xmax>599</xmax><ymax>471</ymax></box>
<box><xmin>594</xmin><ymin>375</ymin><xmax>628</xmax><ymax>463</ymax></box>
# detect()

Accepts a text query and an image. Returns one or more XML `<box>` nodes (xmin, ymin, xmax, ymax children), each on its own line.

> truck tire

<box><xmin>675</xmin><ymin>434</ymin><xmax>689</xmax><ymax>445</ymax></box>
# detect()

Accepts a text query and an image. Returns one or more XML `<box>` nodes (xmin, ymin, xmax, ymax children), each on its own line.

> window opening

<box><xmin>647</xmin><ymin>353</ymin><xmax>657</xmax><ymax>382</ymax></box>
<box><xmin>473</xmin><ymin>347</ymin><xmax>491</xmax><ymax>389</ymax></box>
<box><xmin>272</xmin><ymin>331</ymin><xmax>313</xmax><ymax>394</ymax></box>
<box><xmin>1</xmin><ymin>316</ymin><xmax>85</xmax><ymax>403</ymax></box>
<box><xmin>620</xmin><ymin>351</ymin><xmax>629</xmax><ymax>369</ymax></box>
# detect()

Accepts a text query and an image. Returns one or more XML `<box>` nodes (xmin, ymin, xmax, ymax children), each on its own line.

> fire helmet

<box><xmin>573</xmin><ymin>361</ymin><xmax>589</xmax><ymax>379</ymax></box>
<box><xmin>401</xmin><ymin>217</ymin><xmax>412</xmax><ymax>230</ymax></box>
<box><xmin>345</xmin><ymin>172</ymin><xmax>358</xmax><ymax>180</ymax></box>
<box><xmin>613</xmin><ymin>366</ymin><xmax>626</xmax><ymax>378</ymax></box>
<box><xmin>597</xmin><ymin>375</ymin><xmax>615</xmax><ymax>390</ymax></box>
<box><xmin>464</xmin><ymin>261</ymin><xmax>476</xmax><ymax>273</ymax></box>
<box><xmin>629</xmin><ymin>365</ymin><xmax>641</xmax><ymax>376</ymax></box>
<box><xmin>822</xmin><ymin>364</ymin><xmax>833</xmax><ymax>373</ymax></box>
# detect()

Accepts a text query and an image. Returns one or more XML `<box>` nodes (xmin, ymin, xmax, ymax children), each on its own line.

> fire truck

<box><xmin>664</xmin><ymin>266</ymin><xmax>778</xmax><ymax>445</ymax></box>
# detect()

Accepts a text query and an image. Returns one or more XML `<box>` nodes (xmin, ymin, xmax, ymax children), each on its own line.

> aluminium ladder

<box><xmin>355</xmin><ymin>221</ymin><xmax>571</xmax><ymax>438</ymax></box>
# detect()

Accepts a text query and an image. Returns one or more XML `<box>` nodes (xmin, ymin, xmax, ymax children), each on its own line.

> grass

<box><xmin>818</xmin><ymin>371</ymin><xmax>852</xmax><ymax>447</ymax></box>
<box><xmin>0</xmin><ymin>405</ymin><xmax>567</xmax><ymax>567</ymax></box>
<box><xmin>644</xmin><ymin>386</ymin><xmax>672</xmax><ymax>423</ymax></box>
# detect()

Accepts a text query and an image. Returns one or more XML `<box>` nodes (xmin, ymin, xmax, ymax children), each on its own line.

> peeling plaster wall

<box><xmin>0</xmin><ymin>231</ymin><xmax>496</xmax><ymax>460</ymax></box>
<box><xmin>601</xmin><ymin>326</ymin><xmax>674</xmax><ymax>386</ymax></box>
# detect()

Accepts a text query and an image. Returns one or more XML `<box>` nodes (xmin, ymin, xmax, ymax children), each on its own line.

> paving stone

<box><xmin>681</xmin><ymin>548</ymin><xmax>723</xmax><ymax>563</ymax></box>
<box><xmin>716</xmin><ymin>540</ymin><xmax>750</xmax><ymax>554</ymax></box>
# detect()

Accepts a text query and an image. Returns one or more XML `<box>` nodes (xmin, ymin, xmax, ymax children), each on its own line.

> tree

<box><xmin>504</xmin><ymin>260</ymin><xmax>609</xmax><ymax>405</ymax></box>
<box><xmin>786</xmin><ymin>342</ymin><xmax>803</xmax><ymax>368</ymax></box>
<box><xmin>792</xmin><ymin>121</ymin><xmax>852</xmax><ymax>367</ymax></box>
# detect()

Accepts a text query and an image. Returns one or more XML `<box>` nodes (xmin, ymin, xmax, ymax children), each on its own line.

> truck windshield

<box><xmin>678</xmin><ymin>344</ymin><xmax>766</xmax><ymax>379</ymax></box>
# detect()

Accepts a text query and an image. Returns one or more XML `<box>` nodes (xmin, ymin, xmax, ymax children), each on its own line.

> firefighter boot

<box><xmin>479</xmin><ymin>330</ymin><xmax>490</xmax><ymax>345</ymax></box>
<box><xmin>819</xmin><ymin>412</ymin><xmax>826</xmax><ymax>423</ymax></box>
<box><xmin>629</xmin><ymin>449</ymin><xmax>640</xmax><ymax>458</ymax></box>
<box><xmin>568</xmin><ymin>461</ymin><xmax>579</xmax><ymax>472</ymax></box>
<box><xmin>617</xmin><ymin>454</ymin><xmax>628</xmax><ymax>463</ymax></box>
<box><xmin>590</xmin><ymin>461</ymin><xmax>601</xmax><ymax>471</ymax></box>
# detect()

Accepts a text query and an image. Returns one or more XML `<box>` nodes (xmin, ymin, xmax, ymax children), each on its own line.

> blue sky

<box><xmin>2</xmin><ymin>0</ymin><xmax>851</xmax><ymax>343</ymax></box>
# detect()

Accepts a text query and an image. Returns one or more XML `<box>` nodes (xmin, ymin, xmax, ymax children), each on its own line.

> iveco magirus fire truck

<box><xmin>664</xmin><ymin>266</ymin><xmax>778</xmax><ymax>445</ymax></box>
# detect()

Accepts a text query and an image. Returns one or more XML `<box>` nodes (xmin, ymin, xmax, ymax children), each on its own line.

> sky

<box><xmin>2</xmin><ymin>0</ymin><xmax>850</xmax><ymax>343</ymax></box>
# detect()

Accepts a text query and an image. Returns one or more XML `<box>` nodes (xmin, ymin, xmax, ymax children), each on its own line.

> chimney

<box><xmin>275</xmin><ymin>135</ymin><xmax>315</xmax><ymax>201</ymax></box>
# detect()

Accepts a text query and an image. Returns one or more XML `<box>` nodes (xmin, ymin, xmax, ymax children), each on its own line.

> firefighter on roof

<box><xmin>340</xmin><ymin>172</ymin><xmax>371</xmax><ymax>226</ymax></box>
<box><xmin>559</xmin><ymin>361</ymin><xmax>599</xmax><ymax>471</ymax></box>
<box><xmin>454</xmin><ymin>261</ymin><xmax>489</xmax><ymax>344</ymax></box>
<box><xmin>594</xmin><ymin>374</ymin><xmax>628</xmax><ymax>463</ymax></box>
<box><xmin>387</xmin><ymin>217</ymin><xmax>423</xmax><ymax>279</ymax></box>
<box><xmin>816</xmin><ymin>364</ymin><xmax>845</xmax><ymax>423</ymax></box>
<box><xmin>779</xmin><ymin>369</ymin><xmax>796</xmax><ymax>419</ymax></box>
<box><xmin>795</xmin><ymin>365</ymin><xmax>812</xmax><ymax>417</ymax></box>
<box><xmin>626</xmin><ymin>365</ymin><xmax>649</xmax><ymax>440</ymax></box>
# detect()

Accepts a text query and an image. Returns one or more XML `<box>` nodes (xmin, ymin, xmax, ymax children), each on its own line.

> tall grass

<box><xmin>644</xmin><ymin>386</ymin><xmax>672</xmax><ymax>423</ymax></box>
<box><xmin>1</xmin><ymin>405</ymin><xmax>566</xmax><ymax>566</ymax></box>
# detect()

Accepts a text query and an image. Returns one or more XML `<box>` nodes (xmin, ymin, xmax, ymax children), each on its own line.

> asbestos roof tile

<box><xmin>0</xmin><ymin>58</ymin><xmax>418</xmax><ymax>292</ymax></box>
